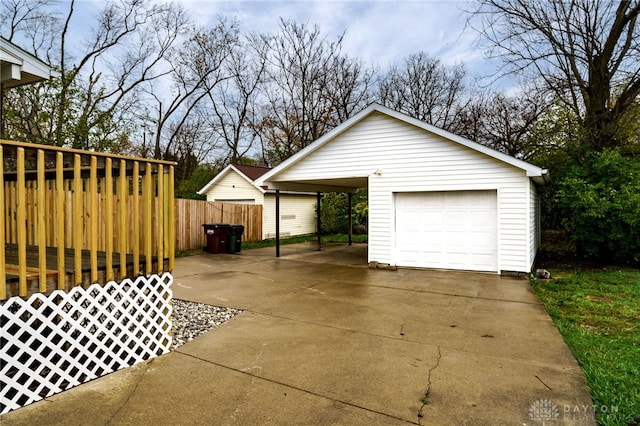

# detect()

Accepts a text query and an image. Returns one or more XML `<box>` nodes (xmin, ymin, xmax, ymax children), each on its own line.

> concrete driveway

<box><xmin>1</xmin><ymin>243</ymin><xmax>595</xmax><ymax>425</ymax></box>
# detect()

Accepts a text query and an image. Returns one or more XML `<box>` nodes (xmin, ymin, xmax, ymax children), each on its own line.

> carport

<box><xmin>264</xmin><ymin>176</ymin><xmax>365</xmax><ymax>257</ymax></box>
<box><xmin>259</xmin><ymin>103</ymin><xmax>548</xmax><ymax>274</ymax></box>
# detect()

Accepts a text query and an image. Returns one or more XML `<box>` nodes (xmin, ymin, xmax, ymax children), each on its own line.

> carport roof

<box><xmin>259</xmin><ymin>103</ymin><xmax>549</xmax><ymax>192</ymax></box>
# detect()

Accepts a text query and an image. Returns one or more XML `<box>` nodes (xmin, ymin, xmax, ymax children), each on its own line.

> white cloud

<box><xmin>177</xmin><ymin>1</ymin><xmax>489</xmax><ymax>71</ymax></box>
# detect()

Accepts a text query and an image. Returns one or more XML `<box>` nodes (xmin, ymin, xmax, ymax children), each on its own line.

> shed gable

<box><xmin>204</xmin><ymin>170</ymin><xmax>263</xmax><ymax>203</ymax></box>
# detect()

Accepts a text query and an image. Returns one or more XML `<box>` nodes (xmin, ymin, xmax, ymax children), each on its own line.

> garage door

<box><xmin>394</xmin><ymin>191</ymin><xmax>498</xmax><ymax>272</ymax></box>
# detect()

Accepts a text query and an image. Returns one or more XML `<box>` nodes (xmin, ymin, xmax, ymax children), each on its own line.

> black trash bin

<box><xmin>202</xmin><ymin>223</ymin><xmax>231</xmax><ymax>254</ymax></box>
<box><xmin>227</xmin><ymin>224</ymin><xmax>245</xmax><ymax>253</ymax></box>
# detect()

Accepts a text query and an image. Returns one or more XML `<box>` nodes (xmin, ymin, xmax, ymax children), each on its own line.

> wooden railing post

<box><xmin>73</xmin><ymin>154</ymin><xmax>83</xmax><ymax>285</ymax></box>
<box><xmin>168</xmin><ymin>165</ymin><xmax>175</xmax><ymax>271</ymax></box>
<box><xmin>132</xmin><ymin>161</ymin><xmax>140</xmax><ymax>275</ymax></box>
<box><xmin>144</xmin><ymin>163</ymin><xmax>153</xmax><ymax>275</ymax></box>
<box><xmin>90</xmin><ymin>156</ymin><xmax>98</xmax><ymax>283</ymax></box>
<box><xmin>17</xmin><ymin>147</ymin><xmax>27</xmax><ymax>296</ymax></box>
<box><xmin>0</xmin><ymin>145</ymin><xmax>5</xmax><ymax>299</ymax></box>
<box><xmin>118</xmin><ymin>159</ymin><xmax>128</xmax><ymax>279</ymax></box>
<box><xmin>37</xmin><ymin>149</ymin><xmax>47</xmax><ymax>291</ymax></box>
<box><xmin>156</xmin><ymin>164</ymin><xmax>164</xmax><ymax>274</ymax></box>
<box><xmin>105</xmin><ymin>157</ymin><xmax>114</xmax><ymax>281</ymax></box>
<box><xmin>56</xmin><ymin>152</ymin><xmax>65</xmax><ymax>290</ymax></box>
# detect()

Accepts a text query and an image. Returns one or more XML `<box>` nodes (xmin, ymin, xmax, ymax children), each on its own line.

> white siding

<box><xmin>263</xmin><ymin>194</ymin><xmax>317</xmax><ymax>239</ymax></box>
<box><xmin>204</xmin><ymin>171</ymin><xmax>264</xmax><ymax>204</ymax></box>
<box><xmin>529</xmin><ymin>182</ymin><xmax>540</xmax><ymax>271</ymax></box>
<box><xmin>277</xmin><ymin>112</ymin><xmax>534</xmax><ymax>272</ymax></box>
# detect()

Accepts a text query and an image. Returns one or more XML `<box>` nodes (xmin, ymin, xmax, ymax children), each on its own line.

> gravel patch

<box><xmin>171</xmin><ymin>299</ymin><xmax>242</xmax><ymax>349</ymax></box>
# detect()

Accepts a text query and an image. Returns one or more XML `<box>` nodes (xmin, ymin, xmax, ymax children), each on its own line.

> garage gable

<box><xmin>260</xmin><ymin>104</ymin><xmax>548</xmax><ymax>190</ymax></box>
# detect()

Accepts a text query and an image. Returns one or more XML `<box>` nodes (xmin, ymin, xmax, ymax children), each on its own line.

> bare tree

<box><xmin>2</xmin><ymin>0</ymin><xmax>192</xmax><ymax>152</ymax></box>
<box><xmin>257</xmin><ymin>20</ymin><xmax>340</xmax><ymax>164</ymax></box>
<box><xmin>1</xmin><ymin>0</ymin><xmax>59</xmax><ymax>59</ymax></box>
<box><xmin>255</xmin><ymin>19</ymin><xmax>375</xmax><ymax>165</ymax></box>
<box><xmin>471</xmin><ymin>0</ymin><xmax>640</xmax><ymax>152</ymax></box>
<box><xmin>326</xmin><ymin>54</ymin><xmax>377</xmax><ymax>124</ymax></box>
<box><xmin>66</xmin><ymin>0</ymin><xmax>191</xmax><ymax>150</ymax></box>
<box><xmin>456</xmin><ymin>89</ymin><xmax>549</xmax><ymax>160</ymax></box>
<box><xmin>378</xmin><ymin>52</ymin><xmax>466</xmax><ymax>131</ymax></box>
<box><xmin>166</xmin><ymin>113</ymin><xmax>219</xmax><ymax>184</ymax></box>
<box><xmin>207</xmin><ymin>33</ymin><xmax>268</xmax><ymax>164</ymax></box>
<box><xmin>144</xmin><ymin>18</ymin><xmax>239</xmax><ymax>161</ymax></box>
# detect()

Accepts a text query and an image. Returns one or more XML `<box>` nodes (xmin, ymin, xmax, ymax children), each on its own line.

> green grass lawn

<box><xmin>241</xmin><ymin>233</ymin><xmax>368</xmax><ymax>249</ymax></box>
<box><xmin>531</xmin><ymin>268</ymin><xmax>640</xmax><ymax>425</ymax></box>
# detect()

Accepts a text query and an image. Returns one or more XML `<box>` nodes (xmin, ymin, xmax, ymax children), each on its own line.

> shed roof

<box><xmin>197</xmin><ymin>164</ymin><xmax>266</xmax><ymax>195</ymax></box>
<box><xmin>1</xmin><ymin>37</ymin><xmax>59</xmax><ymax>89</ymax></box>
<box><xmin>260</xmin><ymin>103</ymin><xmax>549</xmax><ymax>192</ymax></box>
<box><xmin>233</xmin><ymin>164</ymin><xmax>271</xmax><ymax>181</ymax></box>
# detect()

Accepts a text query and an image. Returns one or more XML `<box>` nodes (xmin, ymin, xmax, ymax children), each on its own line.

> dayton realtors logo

<box><xmin>528</xmin><ymin>399</ymin><xmax>560</xmax><ymax>424</ymax></box>
<box><xmin>527</xmin><ymin>398</ymin><xmax>624</xmax><ymax>424</ymax></box>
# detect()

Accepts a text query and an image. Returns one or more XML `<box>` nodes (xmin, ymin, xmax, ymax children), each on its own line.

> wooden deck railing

<box><xmin>0</xmin><ymin>139</ymin><xmax>175</xmax><ymax>300</ymax></box>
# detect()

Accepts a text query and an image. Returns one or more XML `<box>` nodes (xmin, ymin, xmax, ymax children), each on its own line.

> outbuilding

<box><xmin>198</xmin><ymin>164</ymin><xmax>317</xmax><ymax>240</ymax></box>
<box><xmin>260</xmin><ymin>104</ymin><xmax>548</xmax><ymax>274</ymax></box>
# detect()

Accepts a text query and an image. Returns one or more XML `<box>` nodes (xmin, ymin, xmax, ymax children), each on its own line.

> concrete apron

<box><xmin>1</xmin><ymin>243</ymin><xmax>595</xmax><ymax>425</ymax></box>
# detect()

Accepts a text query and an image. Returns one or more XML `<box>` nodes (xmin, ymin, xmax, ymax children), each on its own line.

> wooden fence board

<box><xmin>173</xmin><ymin>199</ymin><xmax>263</xmax><ymax>252</ymax></box>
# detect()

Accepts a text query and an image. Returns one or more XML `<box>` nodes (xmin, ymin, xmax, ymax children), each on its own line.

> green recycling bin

<box><xmin>227</xmin><ymin>225</ymin><xmax>245</xmax><ymax>253</ymax></box>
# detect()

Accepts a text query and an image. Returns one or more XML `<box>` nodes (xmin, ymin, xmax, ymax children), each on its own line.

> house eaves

<box><xmin>1</xmin><ymin>37</ymin><xmax>60</xmax><ymax>88</ymax></box>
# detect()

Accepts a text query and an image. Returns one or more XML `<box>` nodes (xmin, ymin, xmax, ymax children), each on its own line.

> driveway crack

<box><xmin>418</xmin><ymin>346</ymin><xmax>442</xmax><ymax>424</ymax></box>
<box><xmin>105</xmin><ymin>358</ymin><xmax>154</xmax><ymax>425</ymax></box>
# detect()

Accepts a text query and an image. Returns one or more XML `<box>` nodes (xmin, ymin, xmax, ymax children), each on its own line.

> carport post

<box><xmin>348</xmin><ymin>192</ymin><xmax>353</xmax><ymax>246</ymax></box>
<box><xmin>0</xmin><ymin>84</ymin><xmax>4</xmax><ymax>138</ymax></box>
<box><xmin>316</xmin><ymin>192</ymin><xmax>322</xmax><ymax>251</ymax></box>
<box><xmin>275</xmin><ymin>190</ymin><xmax>280</xmax><ymax>257</ymax></box>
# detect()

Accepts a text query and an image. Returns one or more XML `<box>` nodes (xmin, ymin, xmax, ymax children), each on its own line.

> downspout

<box><xmin>348</xmin><ymin>192</ymin><xmax>353</xmax><ymax>246</ymax></box>
<box><xmin>275</xmin><ymin>190</ymin><xmax>280</xmax><ymax>257</ymax></box>
<box><xmin>316</xmin><ymin>192</ymin><xmax>322</xmax><ymax>251</ymax></box>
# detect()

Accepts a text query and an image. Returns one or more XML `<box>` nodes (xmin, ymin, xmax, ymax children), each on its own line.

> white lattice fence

<box><xmin>0</xmin><ymin>273</ymin><xmax>173</xmax><ymax>414</ymax></box>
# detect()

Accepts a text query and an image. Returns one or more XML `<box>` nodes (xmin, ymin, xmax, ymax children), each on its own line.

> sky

<box><xmin>182</xmin><ymin>1</ymin><xmax>482</xmax><ymax>67</ymax></box>
<box><xmin>70</xmin><ymin>0</ymin><xmax>506</xmax><ymax>87</ymax></box>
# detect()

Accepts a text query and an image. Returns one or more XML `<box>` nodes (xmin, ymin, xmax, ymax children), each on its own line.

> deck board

<box><xmin>3</xmin><ymin>244</ymin><xmax>165</xmax><ymax>299</ymax></box>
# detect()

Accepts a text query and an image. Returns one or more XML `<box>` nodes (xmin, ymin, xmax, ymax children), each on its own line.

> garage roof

<box><xmin>260</xmin><ymin>103</ymin><xmax>549</xmax><ymax>192</ymax></box>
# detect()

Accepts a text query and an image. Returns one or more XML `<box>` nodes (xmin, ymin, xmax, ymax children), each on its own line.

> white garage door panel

<box><xmin>395</xmin><ymin>191</ymin><xmax>498</xmax><ymax>272</ymax></box>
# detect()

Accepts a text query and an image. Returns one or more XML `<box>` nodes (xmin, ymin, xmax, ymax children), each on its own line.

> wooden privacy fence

<box><xmin>174</xmin><ymin>199</ymin><xmax>262</xmax><ymax>251</ymax></box>
<box><xmin>0</xmin><ymin>139</ymin><xmax>175</xmax><ymax>300</ymax></box>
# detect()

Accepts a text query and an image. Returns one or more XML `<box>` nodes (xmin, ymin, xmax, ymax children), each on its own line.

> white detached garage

<box><xmin>260</xmin><ymin>104</ymin><xmax>548</xmax><ymax>274</ymax></box>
